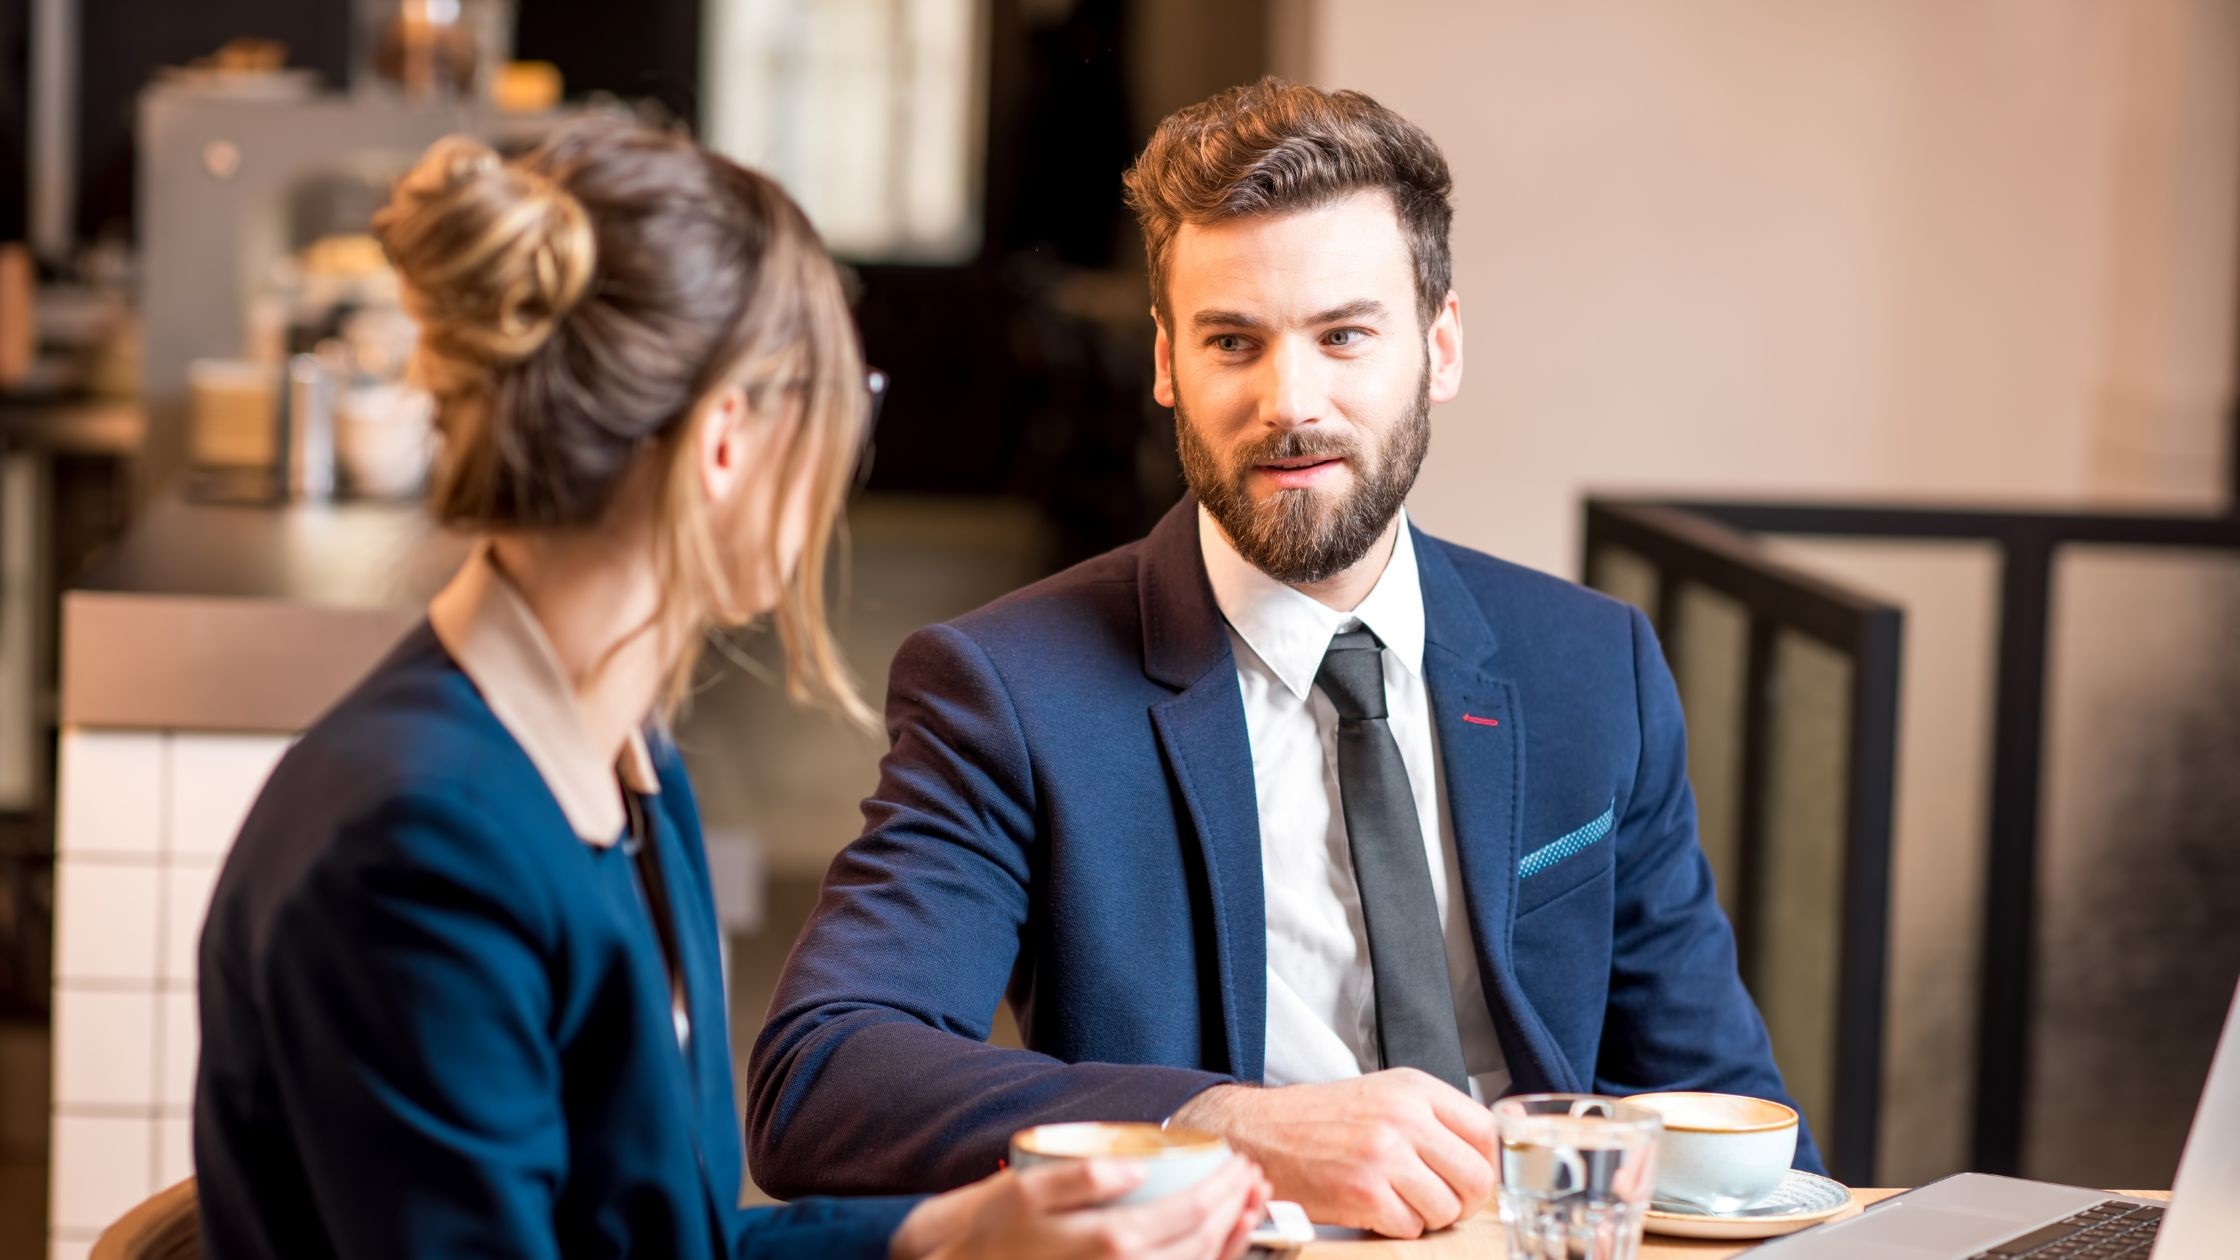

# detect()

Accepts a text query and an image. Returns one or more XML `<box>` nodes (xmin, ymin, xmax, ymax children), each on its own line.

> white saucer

<box><xmin>1642</xmin><ymin>1170</ymin><xmax>1859</xmax><ymax>1239</ymax></box>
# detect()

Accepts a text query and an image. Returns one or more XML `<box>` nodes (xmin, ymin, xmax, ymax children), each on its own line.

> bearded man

<box><xmin>747</xmin><ymin>79</ymin><xmax>1819</xmax><ymax>1238</ymax></box>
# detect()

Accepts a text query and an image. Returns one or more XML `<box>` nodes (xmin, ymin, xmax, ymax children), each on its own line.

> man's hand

<box><xmin>1167</xmin><ymin>1069</ymin><xmax>1497</xmax><ymax>1238</ymax></box>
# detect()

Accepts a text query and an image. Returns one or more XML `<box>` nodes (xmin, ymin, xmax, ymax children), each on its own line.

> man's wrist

<box><xmin>1167</xmin><ymin>1082</ymin><xmax>1252</xmax><ymax>1135</ymax></box>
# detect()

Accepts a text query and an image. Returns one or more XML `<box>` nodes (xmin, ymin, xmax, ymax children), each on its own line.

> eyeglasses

<box><xmin>853</xmin><ymin>367</ymin><xmax>888</xmax><ymax>494</ymax></box>
<box><xmin>864</xmin><ymin>367</ymin><xmax>887</xmax><ymax>433</ymax></box>
<box><xmin>743</xmin><ymin>367</ymin><xmax>885</xmax><ymax>492</ymax></box>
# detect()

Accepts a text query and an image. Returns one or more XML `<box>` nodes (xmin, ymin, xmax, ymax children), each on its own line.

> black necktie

<box><xmin>1315</xmin><ymin>628</ymin><xmax>1471</xmax><ymax>1091</ymax></box>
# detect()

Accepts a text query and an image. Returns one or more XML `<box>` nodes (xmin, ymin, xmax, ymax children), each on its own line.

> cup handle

<box><xmin>1556</xmin><ymin>1100</ymin><xmax>1611</xmax><ymax>1194</ymax></box>
<box><xmin>1553</xmin><ymin>1147</ymin><xmax>1590</xmax><ymax>1196</ymax></box>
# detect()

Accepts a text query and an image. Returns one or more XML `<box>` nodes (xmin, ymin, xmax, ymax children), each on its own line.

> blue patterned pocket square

<box><xmin>1518</xmin><ymin>800</ymin><xmax>1616</xmax><ymax>879</ymax></box>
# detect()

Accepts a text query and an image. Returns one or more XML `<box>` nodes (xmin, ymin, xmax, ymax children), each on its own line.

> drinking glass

<box><xmin>1494</xmin><ymin>1094</ymin><xmax>1662</xmax><ymax>1260</ymax></box>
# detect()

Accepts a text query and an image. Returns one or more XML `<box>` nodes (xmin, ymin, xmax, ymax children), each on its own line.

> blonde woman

<box><xmin>192</xmin><ymin>117</ymin><xmax>1267</xmax><ymax>1260</ymax></box>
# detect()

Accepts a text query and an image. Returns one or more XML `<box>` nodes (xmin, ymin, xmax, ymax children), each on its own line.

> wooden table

<box><xmin>1298</xmin><ymin>1189</ymin><xmax>2172</xmax><ymax>1258</ymax></box>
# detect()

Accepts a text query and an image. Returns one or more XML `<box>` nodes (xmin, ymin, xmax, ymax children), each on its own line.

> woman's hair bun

<box><xmin>372</xmin><ymin>134</ymin><xmax>596</xmax><ymax>367</ymax></box>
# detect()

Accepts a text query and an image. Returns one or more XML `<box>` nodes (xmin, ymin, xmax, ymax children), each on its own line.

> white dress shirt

<box><xmin>1198</xmin><ymin>508</ymin><xmax>1510</xmax><ymax>1102</ymax></box>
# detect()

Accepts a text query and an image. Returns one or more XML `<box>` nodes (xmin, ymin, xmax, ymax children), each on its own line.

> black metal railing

<box><xmin>1644</xmin><ymin>495</ymin><xmax>2240</xmax><ymax>1178</ymax></box>
<box><xmin>1583</xmin><ymin>500</ymin><xmax>1902</xmax><ymax>1187</ymax></box>
<box><xmin>1589</xmin><ymin>377</ymin><xmax>2240</xmax><ymax>1184</ymax></box>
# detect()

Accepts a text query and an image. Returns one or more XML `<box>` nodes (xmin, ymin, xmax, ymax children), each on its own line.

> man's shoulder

<box><xmin>940</xmin><ymin>537</ymin><xmax>1150</xmax><ymax>654</ymax></box>
<box><xmin>1416</xmin><ymin>529</ymin><xmax>1639</xmax><ymax>633</ymax></box>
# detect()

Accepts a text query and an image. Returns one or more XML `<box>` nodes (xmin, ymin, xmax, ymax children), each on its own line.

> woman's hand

<box><xmin>890</xmin><ymin>1155</ymin><xmax>1270</xmax><ymax>1260</ymax></box>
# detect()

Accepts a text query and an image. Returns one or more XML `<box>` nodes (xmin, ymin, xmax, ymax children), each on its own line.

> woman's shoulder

<box><xmin>229</xmin><ymin>625</ymin><xmax>574</xmax><ymax>886</ymax></box>
<box><xmin>206</xmin><ymin>625</ymin><xmax>582</xmax><ymax>968</ymax></box>
<box><xmin>286</xmin><ymin>624</ymin><xmax>545</xmax><ymax>808</ymax></box>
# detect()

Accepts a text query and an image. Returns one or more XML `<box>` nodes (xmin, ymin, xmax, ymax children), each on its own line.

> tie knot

<box><xmin>1315</xmin><ymin>628</ymin><xmax>1388</xmax><ymax>720</ymax></box>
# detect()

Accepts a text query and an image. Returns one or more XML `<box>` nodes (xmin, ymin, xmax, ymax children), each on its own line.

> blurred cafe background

<box><xmin>0</xmin><ymin>1</ymin><xmax>2236</xmax><ymax>1257</ymax></box>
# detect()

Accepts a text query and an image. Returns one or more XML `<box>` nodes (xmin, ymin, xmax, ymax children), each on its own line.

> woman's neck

<box><xmin>488</xmin><ymin>527</ymin><xmax>673</xmax><ymax>766</ymax></box>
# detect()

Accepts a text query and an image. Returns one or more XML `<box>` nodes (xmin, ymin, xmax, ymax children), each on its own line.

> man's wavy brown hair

<box><xmin>1122</xmin><ymin>77</ymin><xmax>1456</xmax><ymax>326</ymax></box>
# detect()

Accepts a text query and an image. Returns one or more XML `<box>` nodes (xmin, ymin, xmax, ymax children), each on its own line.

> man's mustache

<box><xmin>1233</xmin><ymin>429</ymin><xmax>1362</xmax><ymax>468</ymax></box>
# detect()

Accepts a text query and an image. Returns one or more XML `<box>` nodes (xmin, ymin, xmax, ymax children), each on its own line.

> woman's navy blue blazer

<box><xmin>194</xmin><ymin>623</ymin><xmax>915</xmax><ymax>1259</ymax></box>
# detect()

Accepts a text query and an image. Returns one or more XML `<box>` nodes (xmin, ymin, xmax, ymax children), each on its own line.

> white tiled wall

<box><xmin>48</xmin><ymin>1115</ymin><xmax>153</xmax><ymax>1240</ymax></box>
<box><xmin>50</xmin><ymin>990</ymin><xmax>156</xmax><ymax>1108</ymax></box>
<box><xmin>50</xmin><ymin>865</ymin><xmax>160</xmax><ymax>984</ymax></box>
<box><xmin>157</xmin><ymin>992</ymin><xmax>199</xmax><ymax>1113</ymax></box>
<box><xmin>47</xmin><ymin>728</ymin><xmax>291</xmax><ymax>1258</ymax></box>
<box><xmin>55</xmin><ymin>733</ymin><xmax>164</xmax><ymax>856</ymax></box>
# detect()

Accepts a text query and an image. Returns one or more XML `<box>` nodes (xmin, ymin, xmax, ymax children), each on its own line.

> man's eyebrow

<box><xmin>1187</xmin><ymin>299</ymin><xmax>1391</xmax><ymax>332</ymax></box>
<box><xmin>1306</xmin><ymin>299</ymin><xmax>1389</xmax><ymax>325</ymax></box>
<box><xmin>1189</xmin><ymin>309</ymin><xmax>1268</xmax><ymax>332</ymax></box>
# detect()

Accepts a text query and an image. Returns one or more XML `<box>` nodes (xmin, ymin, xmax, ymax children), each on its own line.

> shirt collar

<box><xmin>428</xmin><ymin>543</ymin><xmax>661</xmax><ymax>848</ymax></box>
<box><xmin>1197</xmin><ymin>505</ymin><xmax>1427</xmax><ymax>703</ymax></box>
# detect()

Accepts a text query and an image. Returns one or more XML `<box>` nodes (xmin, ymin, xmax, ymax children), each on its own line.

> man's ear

<box><xmin>1152</xmin><ymin>307</ymin><xmax>1177</xmax><ymax>409</ymax></box>
<box><xmin>1427</xmin><ymin>291</ymin><xmax>1464</xmax><ymax>405</ymax></box>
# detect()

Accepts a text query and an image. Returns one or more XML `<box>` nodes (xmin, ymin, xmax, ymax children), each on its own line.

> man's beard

<box><xmin>1176</xmin><ymin>368</ymin><xmax>1431</xmax><ymax>585</ymax></box>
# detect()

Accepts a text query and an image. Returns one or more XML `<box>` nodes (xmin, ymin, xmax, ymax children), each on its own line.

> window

<box><xmin>705</xmin><ymin>0</ymin><xmax>984</xmax><ymax>262</ymax></box>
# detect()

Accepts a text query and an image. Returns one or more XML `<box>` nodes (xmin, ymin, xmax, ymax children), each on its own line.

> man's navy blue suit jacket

<box><xmin>748</xmin><ymin>498</ymin><xmax>1819</xmax><ymax>1194</ymax></box>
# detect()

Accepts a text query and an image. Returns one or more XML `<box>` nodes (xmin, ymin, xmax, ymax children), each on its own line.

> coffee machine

<box><xmin>135</xmin><ymin>58</ymin><xmax>561</xmax><ymax>499</ymax></box>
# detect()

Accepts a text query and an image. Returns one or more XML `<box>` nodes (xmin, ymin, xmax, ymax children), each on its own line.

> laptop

<box><xmin>1749</xmin><ymin>979</ymin><xmax>2240</xmax><ymax>1258</ymax></box>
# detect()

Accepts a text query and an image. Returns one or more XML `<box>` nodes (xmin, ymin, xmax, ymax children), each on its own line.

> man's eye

<box><xmin>1326</xmin><ymin>328</ymin><xmax>1367</xmax><ymax>347</ymax></box>
<box><xmin>1211</xmin><ymin>335</ymin><xmax>1249</xmax><ymax>353</ymax></box>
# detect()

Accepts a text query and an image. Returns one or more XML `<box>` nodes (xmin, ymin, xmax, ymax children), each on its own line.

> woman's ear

<box><xmin>696</xmin><ymin>383</ymin><xmax>752</xmax><ymax>508</ymax></box>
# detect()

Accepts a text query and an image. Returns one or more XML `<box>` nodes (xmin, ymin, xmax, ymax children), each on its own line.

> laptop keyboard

<box><xmin>1967</xmin><ymin>1200</ymin><xmax>2165</xmax><ymax>1259</ymax></box>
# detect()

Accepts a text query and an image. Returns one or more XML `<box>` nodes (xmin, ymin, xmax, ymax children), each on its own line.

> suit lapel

<box><xmin>1141</xmin><ymin>499</ymin><xmax>1266</xmax><ymax>1082</ymax></box>
<box><xmin>1416</xmin><ymin>531</ymin><xmax>1581</xmax><ymax>1093</ymax></box>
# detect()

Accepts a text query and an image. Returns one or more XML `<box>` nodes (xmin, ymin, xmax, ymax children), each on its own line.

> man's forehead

<box><xmin>1167</xmin><ymin>188</ymin><xmax>1414</xmax><ymax>323</ymax></box>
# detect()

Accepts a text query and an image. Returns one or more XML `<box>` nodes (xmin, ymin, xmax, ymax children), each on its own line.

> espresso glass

<box><xmin>1495</xmin><ymin>1094</ymin><xmax>1662</xmax><ymax>1260</ymax></box>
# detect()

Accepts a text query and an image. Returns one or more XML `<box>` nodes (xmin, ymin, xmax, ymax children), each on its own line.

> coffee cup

<box><xmin>1008</xmin><ymin>1122</ymin><xmax>1230</xmax><ymax>1206</ymax></box>
<box><xmin>1621</xmin><ymin>1091</ymin><xmax>1797</xmax><ymax>1213</ymax></box>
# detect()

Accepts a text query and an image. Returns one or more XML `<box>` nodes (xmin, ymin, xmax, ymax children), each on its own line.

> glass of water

<box><xmin>1494</xmin><ymin>1094</ymin><xmax>1662</xmax><ymax>1260</ymax></box>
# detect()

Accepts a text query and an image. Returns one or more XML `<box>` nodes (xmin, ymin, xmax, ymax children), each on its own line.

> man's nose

<box><xmin>1259</xmin><ymin>336</ymin><xmax>1327</xmax><ymax>431</ymax></box>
